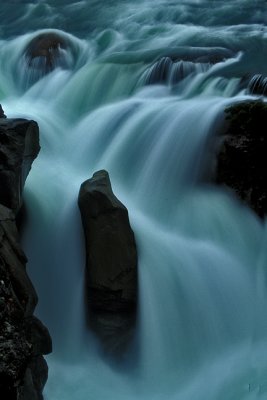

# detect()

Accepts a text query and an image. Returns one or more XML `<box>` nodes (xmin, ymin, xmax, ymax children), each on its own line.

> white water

<box><xmin>1</xmin><ymin>1</ymin><xmax>267</xmax><ymax>399</ymax></box>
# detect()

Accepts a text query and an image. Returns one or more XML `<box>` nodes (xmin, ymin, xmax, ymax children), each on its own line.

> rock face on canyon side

<box><xmin>78</xmin><ymin>170</ymin><xmax>138</xmax><ymax>354</ymax></box>
<box><xmin>0</xmin><ymin>109</ymin><xmax>52</xmax><ymax>399</ymax></box>
<box><xmin>216</xmin><ymin>100</ymin><xmax>267</xmax><ymax>218</ymax></box>
<box><xmin>0</xmin><ymin>206</ymin><xmax>52</xmax><ymax>400</ymax></box>
<box><xmin>0</xmin><ymin>118</ymin><xmax>40</xmax><ymax>213</ymax></box>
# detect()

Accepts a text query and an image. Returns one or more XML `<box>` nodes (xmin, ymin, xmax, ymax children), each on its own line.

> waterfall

<box><xmin>1</xmin><ymin>1</ymin><xmax>267</xmax><ymax>399</ymax></box>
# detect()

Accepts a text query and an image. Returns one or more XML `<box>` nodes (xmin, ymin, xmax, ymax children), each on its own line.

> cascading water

<box><xmin>1</xmin><ymin>0</ymin><xmax>267</xmax><ymax>399</ymax></box>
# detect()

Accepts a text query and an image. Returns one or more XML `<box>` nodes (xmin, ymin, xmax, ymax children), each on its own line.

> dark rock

<box><xmin>78</xmin><ymin>170</ymin><xmax>137</xmax><ymax>312</ymax></box>
<box><xmin>140</xmin><ymin>47</ymin><xmax>234</xmax><ymax>86</ymax></box>
<box><xmin>0</xmin><ymin>118</ymin><xmax>40</xmax><ymax>213</ymax></box>
<box><xmin>0</xmin><ymin>233</ymin><xmax>31</xmax><ymax>397</ymax></box>
<box><xmin>0</xmin><ymin>115</ymin><xmax>51</xmax><ymax>398</ymax></box>
<box><xmin>247</xmin><ymin>74</ymin><xmax>267</xmax><ymax>96</ymax></box>
<box><xmin>18</xmin><ymin>367</ymin><xmax>39</xmax><ymax>400</ymax></box>
<box><xmin>0</xmin><ymin>104</ymin><xmax>6</xmax><ymax>119</ymax></box>
<box><xmin>0</xmin><ymin>204</ymin><xmax>37</xmax><ymax>316</ymax></box>
<box><xmin>144</xmin><ymin>57</ymin><xmax>211</xmax><ymax>85</ymax></box>
<box><xmin>78</xmin><ymin>170</ymin><xmax>138</xmax><ymax>353</ymax></box>
<box><xmin>29</xmin><ymin>356</ymin><xmax>48</xmax><ymax>399</ymax></box>
<box><xmin>25</xmin><ymin>32</ymin><xmax>69</xmax><ymax>73</ymax></box>
<box><xmin>0</xmin><ymin>204</ymin><xmax>51</xmax><ymax>399</ymax></box>
<box><xmin>216</xmin><ymin>100</ymin><xmax>267</xmax><ymax>218</ymax></box>
<box><xmin>18</xmin><ymin>356</ymin><xmax>48</xmax><ymax>400</ymax></box>
<box><xmin>25</xmin><ymin>316</ymin><xmax>52</xmax><ymax>356</ymax></box>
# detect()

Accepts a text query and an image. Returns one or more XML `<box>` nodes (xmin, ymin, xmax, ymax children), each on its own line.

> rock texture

<box><xmin>216</xmin><ymin>100</ymin><xmax>267</xmax><ymax>218</ymax></box>
<box><xmin>78</xmin><ymin>170</ymin><xmax>138</xmax><ymax>354</ymax></box>
<box><xmin>25</xmin><ymin>32</ymin><xmax>68</xmax><ymax>73</ymax></box>
<box><xmin>0</xmin><ymin>118</ymin><xmax>40</xmax><ymax>213</ymax></box>
<box><xmin>0</xmin><ymin>107</ymin><xmax>52</xmax><ymax>399</ymax></box>
<box><xmin>0</xmin><ymin>206</ymin><xmax>51</xmax><ymax>400</ymax></box>
<box><xmin>0</xmin><ymin>104</ymin><xmax>6</xmax><ymax>118</ymax></box>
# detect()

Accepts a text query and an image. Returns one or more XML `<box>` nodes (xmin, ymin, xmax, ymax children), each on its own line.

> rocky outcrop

<box><xmin>0</xmin><ymin>107</ymin><xmax>52</xmax><ymax>399</ymax></box>
<box><xmin>78</xmin><ymin>170</ymin><xmax>138</xmax><ymax>354</ymax></box>
<box><xmin>216</xmin><ymin>100</ymin><xmax>267</xmax><ymax>218</ymax></box>
<box><xmin>0</xmin><ymin>118</ymin><xmax>40</xmax><ymax>213</ymax></box>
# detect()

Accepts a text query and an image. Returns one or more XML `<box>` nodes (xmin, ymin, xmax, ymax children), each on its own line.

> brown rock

<box><xmin>25</xmin><ymin>33</ymin><xmax>68</xmax><ymax>73</ymax></box>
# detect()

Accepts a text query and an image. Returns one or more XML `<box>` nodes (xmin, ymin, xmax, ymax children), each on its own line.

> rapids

<box><xmin>1</xmin><ymin>0</ymin><xmax>267</xmax><ymax>399</ymax></box>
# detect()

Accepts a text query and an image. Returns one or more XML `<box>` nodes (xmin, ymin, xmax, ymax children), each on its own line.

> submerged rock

<box><xmin>78</xmin><ymin>170</ymin><xmax>138</xmax><ymax>354</ymax></box>
<box><xmin>216</xmin><ymin>100</ymin><xmax>267</xmax><ymax>218</ymax></box>
<box><xmin>0</xmin><ymin>118</ymin><xmax>40</xmax><ymax>214</ymax></box>
<box><xmin>247</xmin><ymin>74</ymin><xmax>267</xmax><ymax>96</ymax></box>
<box><xmin>143</xmin><ymin>57</ymin><xmax>211</xmax><ymax>85</ymax></box>
<box><xmin>141</xmin><ymin>47</ymin><xmax>234</xmax><ymax>85</ymax></box>
<box><xmin>24</xmin><ymin>32</ymin><xmax>68</xmax><ymax>73</ymax></box>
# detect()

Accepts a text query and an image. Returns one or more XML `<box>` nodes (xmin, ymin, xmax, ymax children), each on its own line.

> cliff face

<box><xmin>0</xmin><ymin>112</ymin><xmax>52</xmax><ymax>399</ymax></box>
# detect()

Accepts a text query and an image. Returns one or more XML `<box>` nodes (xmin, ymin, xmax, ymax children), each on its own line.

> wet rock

<box><xmin>78</xmin><ymin>170</ymin><xmax>138</xmax><ymax>354</ymax></box>
<box><xmin>144</xmin><ymin>57</ymin><xmax>210</xmax><ymax>85</ymax></box>
<box><xmin>141</xmin><ymin>47</ymin><xmax>235</xmax><ymax>85</ymax></box>
<box><xmin>0</xmin><ymin>104</ymin><xmax>6</xmax><ymax>119</ymax></box>
<box><xmin>25</xmin><ymin>32</ymin><xmax>68</xmax><ymax>73</ymax></box>
<box><xmin>0</xmin><ymin>118</ymin><xmax>40</xmax><ymax>213</ymax></box>
<box><xmin>25</xmin><ymin>316</ymin><xmax>52</xmax><ymax>356</ymax></box>
<box><xmin>216</xmin><ymin>100</ymin><xmax>267</xmax><ymax>218</ymax></box>
<box><xmin>0</xmin><ymin>114</ymin><xmax>51</xmax><ymax>399</ymax></box>
<box><xmin>18</xmin><ymin>356</ymin><xmax>48</xmax><ymax>400</ymax></box>
<box><xmin>0</xmin><ymin>205</ymin><xmax>37</xmax><ymax>316</ymax></box>
<box><xmin>0</xmin><ymin>204</ymin><xmax>51</xmax><ymax>399</ymax></box>
<box><xmin>247</xmin><ymin>74</ymin><xmax>267</xmax><ymax>96</ymax></box>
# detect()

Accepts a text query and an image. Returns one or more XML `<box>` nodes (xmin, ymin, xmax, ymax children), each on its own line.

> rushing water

<box><xmin>1</xmin><ymin>0</ymin><xmax>267</xmax><ymax>399</ymax></box>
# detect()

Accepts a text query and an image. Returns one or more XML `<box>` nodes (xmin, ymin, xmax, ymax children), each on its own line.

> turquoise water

<box><xmin>1</xmin><ymin>1</ymin><xmax>267</xmax><ymax>399</ymax></box>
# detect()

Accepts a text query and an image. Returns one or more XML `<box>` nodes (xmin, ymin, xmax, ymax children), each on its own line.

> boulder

<box><xmin>78</xmin><ymin>170</ymin><xmax>138</xmax><ymax>353</ymax></box>
<box><xmin>216</xmin><ymin>100</ymin><xmax>267</xmax><ymax>218</ymax></box>
<box><xmin>25</xmin><ymin>32</ymin><xmax>68</xmax><ymax>73</ymax></box>
<box><xmin>144</xmin><ymin>57</ymin><xmax>210</xmax><ymax>85</ymax></box>
<box><xmin>0</xmin><ymin>118</ymin><xmax>40</xmax><ymax>214</ymax></box>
